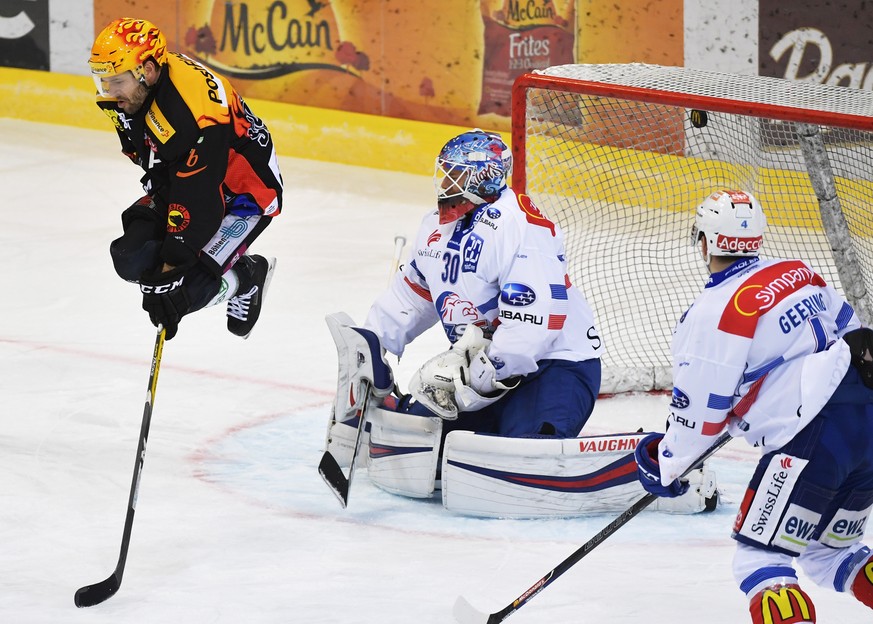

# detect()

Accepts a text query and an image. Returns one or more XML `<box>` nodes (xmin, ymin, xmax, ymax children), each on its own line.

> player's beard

<box><xmin>119</xmin><ymin>83</ymin><xmax>150</xmax><ymax>115</ymax></box>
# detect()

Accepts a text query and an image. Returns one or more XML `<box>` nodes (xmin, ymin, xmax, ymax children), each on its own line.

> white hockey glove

<box><xmin>452</xmin><ymin>350</ymin><xmax>520</xmax><ymax>413</ymax></box>
<box><xmin>410</xmin><ymin>325</ymin><xmax>491</xmax><ymax>420</ymax></box>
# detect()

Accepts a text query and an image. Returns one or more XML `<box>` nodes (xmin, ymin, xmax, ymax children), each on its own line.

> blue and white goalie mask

<box><xmin>434</xmin><ymin>129</ymin><xmax>512</xmax><ymax>224</ymax></box>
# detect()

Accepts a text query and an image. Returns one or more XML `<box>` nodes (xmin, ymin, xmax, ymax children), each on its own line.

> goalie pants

<box><xmin>109</xmin><ymin>196</ymin><xmax>271</xmax><ymax>312</ymax></box>
<box><xmin>733</xmin><ymin>364</ymin><xmax>873</xmax><ymax>598</ymax></box>
<box><xmin>402</xmin><ymin>357</ymin><xmax>601</xmax><ymax>439</ymax></box>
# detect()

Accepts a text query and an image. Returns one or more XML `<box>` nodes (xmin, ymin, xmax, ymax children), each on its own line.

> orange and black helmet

<box><xmin>89</xmin><ymin>18</ymin><xmax>167</xmax><ymax>95</ymax></box>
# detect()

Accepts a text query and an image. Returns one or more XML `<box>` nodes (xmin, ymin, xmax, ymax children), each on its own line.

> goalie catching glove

<box><xmin>454</xmin><ymin>349</ymin><xmax>520</xmax><ymax>413</ymax></box>
<box><xmin>410</xmin><ymin>325</ymin><xmax>518</xmax><ymax>419</ymax></box>
<box><xmin>634</xmin><ymin>432</ymin><xmax>690</xmax><ymax>498</ymax></box>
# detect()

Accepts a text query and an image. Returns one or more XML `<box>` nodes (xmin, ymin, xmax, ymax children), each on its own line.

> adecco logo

<box><xmin>716</xmin><ymin>234</ymin><xmax>762</xmax><ymax>253</ymax></box>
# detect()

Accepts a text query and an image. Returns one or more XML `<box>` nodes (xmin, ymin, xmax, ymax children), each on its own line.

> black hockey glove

<box><xmin>139</xmin><ymin>264</ymin><xmax>192</xmax><ymax>340</ymax></box>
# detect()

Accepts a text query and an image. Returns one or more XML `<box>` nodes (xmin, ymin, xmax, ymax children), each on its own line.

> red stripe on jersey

<box><xmin>718</xmin><ymin>260</ymin><xmax>826</xmax><ymax>338</ymax></box>
<box><xmin>702</xmin><ymin>375</ymin><xmax>767</xmax><ymax>436</ymax></box>
<box><xmin>701</xmin><ymin>417</ymin><xmax>730</xmax><ymax>436</ymax></box>
<box><xmin>564</xmin><ymin>274</ymin><xmax>572</xmax><ymax>289</ymax></box>
<box><xmin>548</xmin><ymin>314</ymin><xmax>566</xmax><ymax>330</ymax></box>
<box><xmin>404</xmin><ymin>276</ymin><xmax>432</xmax><ymax>302</ymax></box>
<box><xmin>729</xmin><ymin>375</ymin><xmax>767</xmax><ymax>419</ymax></box>
<box><xmin>225</xmin><ymin>148</ymin><xmax>280</xmax><ymax>214</ymax></box>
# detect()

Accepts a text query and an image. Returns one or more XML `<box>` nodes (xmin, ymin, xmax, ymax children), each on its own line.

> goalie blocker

<box><xmin>366</xmin><ymin>407</ymin><xmax>718</xmax><ymax>517</ymax></box>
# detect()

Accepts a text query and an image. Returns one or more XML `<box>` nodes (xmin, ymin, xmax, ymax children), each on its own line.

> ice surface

<box><xmin>0</xmin><ymin>118</ymin><xmax>868</xmax><ymax>623</ymax></box>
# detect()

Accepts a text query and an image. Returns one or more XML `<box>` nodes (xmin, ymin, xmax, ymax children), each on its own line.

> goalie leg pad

<box><xmin>367</xmin><ymin>407</ymin><xmax>442</xmax><ymax>498</ymax></box>
<box><xmin>322</xmin><ymin>312</ymin><xmax>394</xmax><ymax>467</ymax></box>
<box><xmin>324</xmin><ymin>410</ymin><xmax>371</xmax><ymax>470</ymax></box>
<box><xmin>441</xmin><ymin>431</ymin><xmax>714</xmax><ymax>518</ymax></box>
<box><xmin>327</xmin><ymin>312</ymin><xmax>394</xmax><ymax>411</ymax></box>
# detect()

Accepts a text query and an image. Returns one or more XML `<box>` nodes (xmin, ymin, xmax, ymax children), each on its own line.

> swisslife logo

<box><xmin>734</xmin><ymin>453</ymin><xmax>808</xmax><ymax>545</ymax></box>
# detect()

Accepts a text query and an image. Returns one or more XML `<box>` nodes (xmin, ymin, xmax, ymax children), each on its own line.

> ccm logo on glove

<box><xmin>140</xmin><ymin>277</ymin><xmax>184</xmax><ymax>294</ymax></box>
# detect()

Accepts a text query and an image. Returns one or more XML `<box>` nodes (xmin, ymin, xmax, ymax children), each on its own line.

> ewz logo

<box><xmin>783</xmin><ymin>515</ymin><xmax>818</xmax><ymax>542</ymax></box>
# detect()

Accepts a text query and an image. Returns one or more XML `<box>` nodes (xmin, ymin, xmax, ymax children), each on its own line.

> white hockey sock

<box><xmin>204</xmin><ymin>269</ymin><xmax>240</xmax><ymax>308</ymax></box>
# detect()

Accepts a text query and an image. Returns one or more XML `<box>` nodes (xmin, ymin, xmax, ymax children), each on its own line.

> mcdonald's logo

<box><xmin>757</xmin><ymin>585</ymin><xmax>815</xmax><ymax>624</ymax></box>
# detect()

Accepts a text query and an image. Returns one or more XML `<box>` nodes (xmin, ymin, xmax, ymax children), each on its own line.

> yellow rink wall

<box><xmin>0</xmin><ymin>67</ymin><xmax>510</xmax><ymax>176</ymax></box>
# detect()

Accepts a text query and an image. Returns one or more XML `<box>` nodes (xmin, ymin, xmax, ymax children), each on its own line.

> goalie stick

<box><xmin>318</xmin><ymin>234</ymin><xmax>407</xmax><ymax>507</ymax></box>
<box><xmin>453</xmin><ymin>431</ymin><xmax>732</xmax><ymax>624</ymax></box>
<box><xmin>318</xmin><ymin>379</ymin><xmax>374</xmax><ymax>508</ymax></box>
<box><xmin>75</xmin><ymin>326</ymin><xmax>166</xmax><ymax>608</ymax></box>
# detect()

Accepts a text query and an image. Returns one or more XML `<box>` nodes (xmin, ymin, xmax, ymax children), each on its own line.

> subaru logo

<box><xmin>670</xmin><ymin>387</ymin><xmax>690</xmax><ymax>409</ymax></box>
<box><xmin>500</xmin><ymin>283</ymin><xmax>536</xmax><ymax>307</ymax></box>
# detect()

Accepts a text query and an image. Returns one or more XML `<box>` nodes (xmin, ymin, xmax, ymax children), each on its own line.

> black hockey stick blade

<box><xmin>74</xmin><ymin>573</ymin><xmax>121</xmax><ymax>608</ymax></box>
<box><xmin>453</xmin><ymin>431</ymin><xmax>732</xmax><ymax>623</ymax></box>
<box><xmin>318</xmin><ymin>450</ymin><xmax>350</xmax><ymax>508</ymax></box>
<box><xmin>74</xmin><ymin>326</ymin><xmax>166</xmax><ymax>608</ymax></box>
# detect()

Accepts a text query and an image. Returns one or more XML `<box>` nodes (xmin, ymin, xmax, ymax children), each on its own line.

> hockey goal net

<box><xmin>512</xmin><ymin>64</ymin><xmax>873</xmax><ymax>393</ymax></box>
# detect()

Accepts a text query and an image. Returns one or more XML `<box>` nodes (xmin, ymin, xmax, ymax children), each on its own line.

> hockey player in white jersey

<box><xmin>364</xmin><ymin>128</ymin><xmax>602</xmax><ymax>438</ymax></box>
<box><xmin>633</xmin><ymin>190</ymin><xmax>873</xmax><ymax>622</ymax></box>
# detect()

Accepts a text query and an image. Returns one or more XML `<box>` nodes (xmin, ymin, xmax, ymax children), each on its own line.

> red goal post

<box><xmin>511</xmin><ymin>64</ymin><xmax>873</xmax><ymax>393</ymax></box>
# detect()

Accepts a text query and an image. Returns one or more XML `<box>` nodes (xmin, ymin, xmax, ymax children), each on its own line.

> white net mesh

<box><xmin>515</xmin><ymin>63</ymin><xmax>873</xmax><ymax>393</ymax></box>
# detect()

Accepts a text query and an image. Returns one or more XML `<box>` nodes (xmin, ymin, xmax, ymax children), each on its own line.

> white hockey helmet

<box><xmin>691</xmin><ymin>190</ymin><xmax>766</xmax><ymax>264</ymax></box>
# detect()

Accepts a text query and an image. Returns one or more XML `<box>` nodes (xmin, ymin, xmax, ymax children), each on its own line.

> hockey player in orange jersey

<box><xmin>89</xmin><ymin>18</ymin><xmax>283</xmax><ymax>339</ymax></box>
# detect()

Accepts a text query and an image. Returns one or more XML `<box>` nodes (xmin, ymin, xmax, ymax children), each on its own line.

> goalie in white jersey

<box><xmin>633</xmin><ymin>190</ymin><xmax>873</xmax><ymax>623</ymax></box>
<box><xmin>362</xmin><ymin>129</ymin><xmax>602</xmax><ymax>439</ymax></box>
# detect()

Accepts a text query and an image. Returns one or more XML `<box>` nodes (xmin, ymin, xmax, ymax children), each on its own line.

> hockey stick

<box><xmin>74</xmin><ymin>326</ymin><xmax>166</xmax><ymax>608</ymax></box>
<box><xmin>318</xmin><ymin>235</ymin><xmax>407</xmax><ymax>507</ymax></box>
<box><xmin>318</xmin><ymin>380</ymin><xmax>373</xmax><ymax>508</ymax></box>
<box><xmin>453</xmin><ymin>431</ymin><xmax>732</xmax><ymax>624</ymax></box>
<box><xmin>389</xmin><ymin>235</ymin><xmax>406</xmax><ymax>279</ymax></box>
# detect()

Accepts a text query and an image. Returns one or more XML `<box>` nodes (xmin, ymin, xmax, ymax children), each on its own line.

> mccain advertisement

<box><xmin>93</xmin><ymin>0</ymin><xmax>577</xmax><ymax>130</ymax></box>
<box><xmin>759</xmin><ymin>0</ymin><xmax>873</xmax><ymax>88</ymax></box>
<box><xmin>89</xmin><ymin>1</ymin><xmax>873</xmax><ymax>131</ymax></box>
